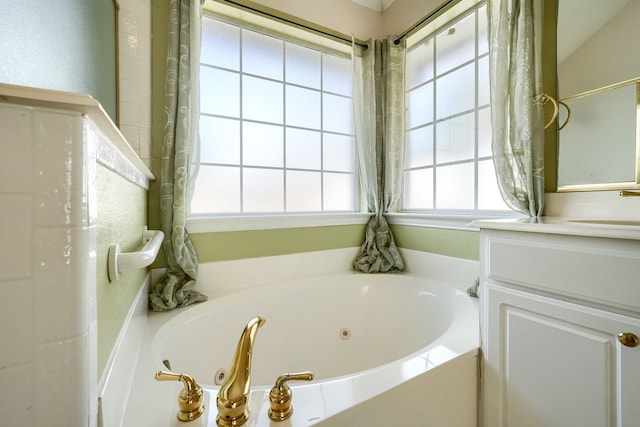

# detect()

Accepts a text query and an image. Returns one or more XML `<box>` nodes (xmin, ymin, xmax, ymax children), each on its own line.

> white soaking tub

<box><xmin>132</xmin><ymin>271</ymin><xmax>479</xmax><ymax>427</ymax></box>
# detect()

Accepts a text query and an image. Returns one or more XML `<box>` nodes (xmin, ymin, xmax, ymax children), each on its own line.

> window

<box><xmin>403</xmin><ymin>1</ymin><xmax>508</xmax><ymax>212</ymax></box>
<box><xmin>191</xmin><ymin>15</ymin><xmax>357</xmax><ymax>216</ymax></box>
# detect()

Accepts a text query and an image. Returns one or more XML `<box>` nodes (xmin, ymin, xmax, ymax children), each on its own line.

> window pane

<box><xmin>436</xmin><ymin>12</ymin><xmax>476</xmax><ymax>75</ymax></box>
<box><xmin>243</xmin><ymin>168</ymin><xmax>283</xmax><ymax>212</ymax></box>
<box><xmin>403</xmin><ymin>168</ymin><xmax>433</xmax><ymax>209</ymax></box>
<box><xmin>242</xmin><ymin>76</ymin><xmax>283</xmax><ymax>123</ymax></box>
<box><xmin>478</xmin><ymin>159</ymin><xmax>509</xmax><ymax>210</ymax></box>
<box><xmin>435</xmin><ymin>163</ymin><xmax>474</xmax><ymax>209</ymax></box>
<box><xmin>436</xmin><ymin>112</ymin><xmax>475</xmax><ymax>164</ymax></box>
<box><xmin>323</xmin><ymin>94</ymin><xmax>353</xmax><ymax>134</ymax></box>
<box><xmin>323</xmin><ymin>173</ymin><xmax>354</xmax><ymax>210</ymax></box>
<box><xmin>196</xmin><ymin>16</ymin><xmax>356</xmax><ymax>216</ymax></box>
<box><xmin>242</xmin><ymin>30</ymin><xmax>283</xmax><ymax>80</ymax></box>
<box><xmin>286</xmin><ymin>85</ymin><xmax>321</xmax><ymax>129</ymax></box>
<box><xmin>407</xmin><ymin>39</ymin><xmax>434</xmax><ymax>89</ymax></box>
<box><xmin>403</xmin><ymin>1</ymin><xmax>495</xmax><ymax>214</ymax></box>
<box><xmin>478</xmin><ymin>5</ymin><xmax>488</xmax><ymax>55</ymax></box>
<box><xmin>436</xmin><ymin>63</ymin><xmax>474</xmax><ymax>119</ymax></box>
<box><xmin>243</xmin><ymin>122</ymin><xmax>283</xmax><ymax>167</ymax></box>
<box><xmin>407</xmin><ymin>82</ymin><xmax>433</xmax><ymax>128</ymax></box>
<box><xmin>323</xmin><ymin>53</ymin><xmax>352</xmax><ymax>96</ymax></box>
<box><xmin>201</xmin><ymin>19</ymin><xmax>239</xmax><ymax>70</ymax></box>
<box><xmin>405</xmin><ymin>125</ymin><xmax>433</xmax><ymax>168</ymax></box>
<box><xmin>201</xmin><ymin>67</ymin><xmax>239</xmax><ymax>117</ymax></box>
<box><xmin>191</xmin><ymin>165</ymin><xmax>240</xmax><ymax>213</ymax></box>
<box><xmin>478</xmin><ymin>107</ymin><xmax>492</xmax><ymax>158</ymax></box>
<box><xmin>286</xmin><ymin>128</ymin><xmax>321</xmax><ymax>169</ymax></box>
<box><xmin>478</xmin><ymin>56</ymin><xmax>490</xmax><ymax>106</ymax></box>
<box><xmin>200</xmin><ymin>116</ymin><xmax>240</xmax><ymax>164</ymax></box>
<box><xmin>286</xmin><ymin>170</ymin><xmax>321</xmax><ymax>211</ymax></box>
<box><xmin>286</xmin><ymin>43</ymin><xmax>321</xmax><ymax>89</ymax></box>
<box><xmin>323</xmin><ymin>134</ymin><xmax>354</xmax><ymax>172</ymax></box>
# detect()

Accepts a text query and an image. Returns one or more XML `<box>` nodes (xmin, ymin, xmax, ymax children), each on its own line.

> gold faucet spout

<box><xmin>216</xmin><ymin>316</ymin><xmax>265</xmax><ymax>427</ymax></box>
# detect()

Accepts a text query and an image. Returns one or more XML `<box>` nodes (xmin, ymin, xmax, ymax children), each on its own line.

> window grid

<box><xmin>403</xmin><ymin>1</ymin><xmax>505</xmax><ymax>212</ymax></box>
<box><xmin>281</xmin><ymin>37</ymin><xmax>286</xmax><ymax>212</ymax></box>
<box><xmin>193</xmin><ymin>15</ymin><xmax>356</xmax><ymax>215</ymax></box>
<box><xmin>239</xmin><ymin>27</ymin><xmax>245</xmax><ymax>212</ymax></box>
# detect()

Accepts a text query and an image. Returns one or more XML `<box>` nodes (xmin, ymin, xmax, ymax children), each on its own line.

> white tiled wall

<box><xmin>0</xmin><ymin>3</ymin><xmax>152</xmax><ymax>423</ymax></box>
<box><xmin>118</xmin><ymin>0</ymin><xmax>152</xmax><ymax>166</ymax></box>
<box><xmin>0</xmin><ymin>103</ymin><xmax>98</xmax><ymax>427</ymax></box>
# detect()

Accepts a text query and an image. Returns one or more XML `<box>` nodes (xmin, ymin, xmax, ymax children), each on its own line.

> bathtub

<box><xmin>134</xmin><ymin>271</ymin><xmax>479</xmax><ymax>426</ymax></box>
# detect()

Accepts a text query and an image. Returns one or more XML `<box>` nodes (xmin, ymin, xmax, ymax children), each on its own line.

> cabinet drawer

<box><xmin>482</xmin><ymin>230</ymin><xmax>640</xmax><ymax>313</ymax></box>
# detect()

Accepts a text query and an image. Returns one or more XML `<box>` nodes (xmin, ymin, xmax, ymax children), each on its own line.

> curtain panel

<box><xmin>150</xmin><ymin>0</ymin><xmax>207</xmax><ymax>311</ymax></box>
<box><xmin>352</xmin><ymin>38</ymin><xmax>406</xmax><ymax>273</ymax></box>
<box><xmin>488</xmin><ymin>0</ymin><xmax>545</xmax><ymax>217</ymax></box>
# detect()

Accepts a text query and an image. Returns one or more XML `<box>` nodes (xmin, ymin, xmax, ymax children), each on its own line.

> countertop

<box><xmin>471</xmin><ymin>217</ymin><xmax>640</xmax><ymax>241</ymax></box>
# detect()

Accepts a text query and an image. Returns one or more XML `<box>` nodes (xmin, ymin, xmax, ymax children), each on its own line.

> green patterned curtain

<box><xmin>150</xmin><ymin>0</ymin><xmax>207</xmax><ymax>311</ymax></box>
<box><xmin>352</xmin><ymin>38</ymin><xmax>406</xmax><ymax>273</ymax></box>
<box><xmin>488</xmin><ymin>0</ymin><xmax>545</xmax><ymax>216</ymax></box>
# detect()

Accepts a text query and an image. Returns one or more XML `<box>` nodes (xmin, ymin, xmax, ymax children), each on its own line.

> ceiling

<box><xmin>350</xmin><ymin>0</ymin><xmax>397</xmax><ymax>12</ymax></box>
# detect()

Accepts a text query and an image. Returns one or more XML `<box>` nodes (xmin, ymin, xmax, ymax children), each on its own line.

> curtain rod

<box><xmin>218</xmin><ymin>0</ymin><xmax>369</xmax><ymax>49</ymax></box>
<box><xmin>394</xmin><ymin>0</ymin><xmax>456</xmax><ymax>44</ymax></box>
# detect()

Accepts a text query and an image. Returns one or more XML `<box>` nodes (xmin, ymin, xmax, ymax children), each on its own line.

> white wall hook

<box><xmin>107</xmin><ymin>227</ymin><xmax>164</xmax><ymax>282</ymax></box>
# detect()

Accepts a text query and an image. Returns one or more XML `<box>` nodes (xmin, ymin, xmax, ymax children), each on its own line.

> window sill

<box><xmin>186</xmin><ymin>211</ymin><xmax>522</xmax><ymax>233</ymax></box>
<box><xmin>386</xmin><ymin>211</ymin><xmax>523</xmax><ymax>231</ymax></box>
<box><xmin>186</xmin><ymin>213</ymin><xmax>371</xmax><ymax>233</ymax></box>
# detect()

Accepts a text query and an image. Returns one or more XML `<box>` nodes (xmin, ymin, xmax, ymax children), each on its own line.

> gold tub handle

<box><xmin>155</xmin><ymin>370</ymin><xmax>205</xmax><ymax>422</ymax></box>
<box><xmin>268</xmin><ymin>371</ymin><xmax>315</xmax><ymax>422</ymax></box>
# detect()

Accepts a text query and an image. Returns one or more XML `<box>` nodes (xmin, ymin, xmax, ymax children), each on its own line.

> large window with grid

<box><xmin>190</xmin><ymin>15</ymin><xmax>357</xmax><ymax>216</ymax></box>
<box><xmin>403</xmin><ymin>1</ymin><xmax>508</xmax><ymax>212</ymax></box>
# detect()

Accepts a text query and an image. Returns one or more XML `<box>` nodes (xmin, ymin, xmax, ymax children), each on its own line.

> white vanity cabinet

<box><xmin>477</xmin><ymin>221</ymin><xmax>640</xmax><ymax>427</ymax></box>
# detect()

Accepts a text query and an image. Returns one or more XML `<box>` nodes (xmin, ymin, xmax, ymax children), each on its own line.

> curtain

<box><xmin>150</xmin><ymin>0</ymin><xmax>207</xmax><ymax>311</ymax></box>
<box><xmin>488</xmin><ymin>0</ymin><xmax>545</xmax><ymax>217</ymax></box>
<box><xmin>352</xmin><ymin>37</ymin><xmax>406</xmax><ymax>273</ymax></box>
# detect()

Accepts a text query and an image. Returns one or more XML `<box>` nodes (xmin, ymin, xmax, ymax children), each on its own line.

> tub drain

<box><xmin>339</xmin><ymin>328</ymin><xmax>352</xmax><ymax>340</ymax></box>
<box><xmin>214</xmin><ymin>368</ymin><xmax>228</xmax><ymax>385</ymax></box>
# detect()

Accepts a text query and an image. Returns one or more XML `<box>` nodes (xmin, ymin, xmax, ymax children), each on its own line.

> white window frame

<box><xmin>396</xmin><ymin>0</ymin><xmax>521</xmax><ymax>228</ymax></box>
<box><xmin>188</xmin><ymin>7</ymin><xmax>365</xmax><ymax>233</ymax></box>
<box><xmin>188</xmin><ymin>1</ymin><xmax>520</xmax><ymax>234</ymax></box>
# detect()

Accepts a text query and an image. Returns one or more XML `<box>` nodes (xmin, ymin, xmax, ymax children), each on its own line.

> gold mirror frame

<box><xmin>556</xmin><ymin>78</ymin><xmax>640</xmax><ymax>192</ymax></box>
<box><xmin>552</xmin><ymin>0</ymin><xmax>640</xmax><ymax>193</ymax></box>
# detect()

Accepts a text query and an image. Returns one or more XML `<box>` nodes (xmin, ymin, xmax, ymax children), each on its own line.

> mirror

<box><xmin>556</xmin><ymin>0</ymin><xmax>640</xmax><ymax>191</ymax></box>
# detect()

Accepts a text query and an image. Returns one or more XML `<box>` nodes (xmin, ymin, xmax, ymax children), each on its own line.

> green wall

<box><xmin>96</xmin><ymin>165</ymin><xmax>147</xmax><ymax>376</ymax></box>
<box><xmin>543</xmin><ymin>0</ymin><xmax>559</xmax><ymax>193</ymax></box>
<box><xmin>191</xmin><ymin>225</ymin><xmax>365</xmax><ymax>262</ymax></box>
<box><xmin>150</xmin><ymin>0</ymin><xmax>168</xmax><ymax>235</ymax></box>
<box><xmin>182</xmin><ymin>224</ymin><xmax>479</xmax><ymax>264</ymax></box>
<box><xmin>0</xmin><ymin>0</ymin><xmax>117</xmax><ymax>122</ymax></box>
<box><xmin>391</xmin><ymin>225</ymin><xmax>479</xmax><ymax>261</ymax></box>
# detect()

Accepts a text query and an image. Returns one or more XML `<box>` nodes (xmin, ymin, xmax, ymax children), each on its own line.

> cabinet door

<box><xmin>482</xmin><ymin>283</ymin><xmax>640</xmax><ymax>427</ymax></box>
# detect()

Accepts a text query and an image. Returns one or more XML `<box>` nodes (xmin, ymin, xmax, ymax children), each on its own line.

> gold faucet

<box><xmin>154</xmin><ymin>370</ymin><xmax>205</xmax><ymax>422</ymax></box>
<box><xmin>216</xmin><ymin>316</ymin><xmax>266</xmax><ymax>427</ymax></box>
